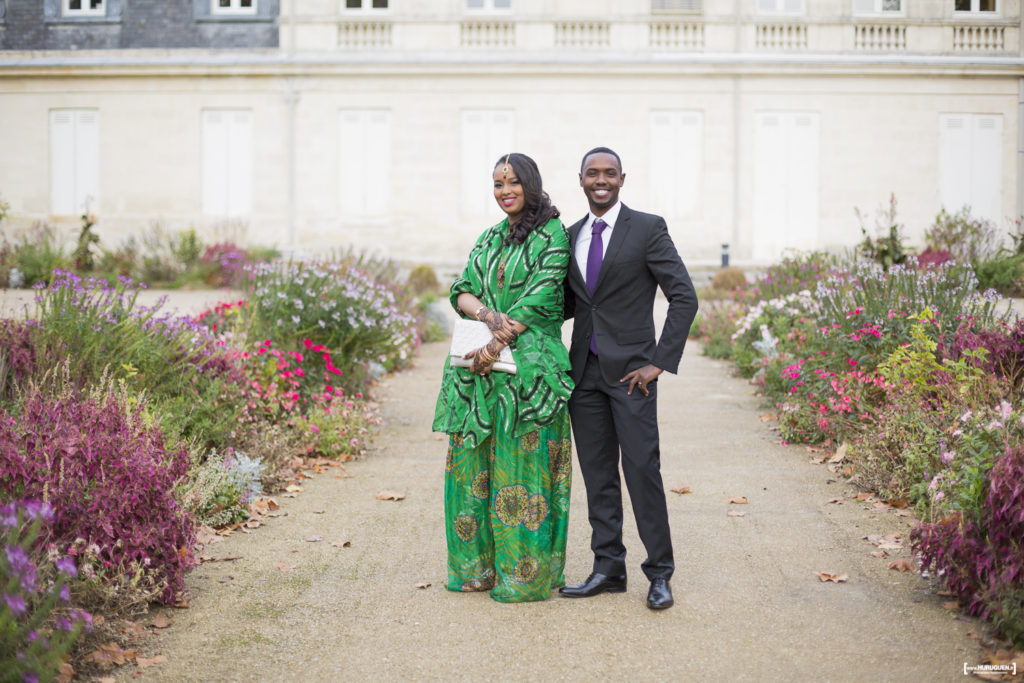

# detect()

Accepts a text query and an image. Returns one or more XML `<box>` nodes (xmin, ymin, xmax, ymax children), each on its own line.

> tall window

<box><xmin>50</xmin><ymin>109</ymin><xmax>99</xmax><ymax>216</ymax></box>
<box><xmin>757</xmin><ymin>0</ymin><xmax>803</xmax><ymax>13</ymax></box>
<box><xmin>649</xmin><ymin>111</ymin><xmax>703</xmax><ymax>218</ymax></box>
<box><xmin>752</xmin><ymin>111</ymin><xmax>819</xmax><ymax>261</ymax></box>
<box><xmin>212</xmin><ymin>0</ymin><xmax>256</xmax><ymax>15</ymax></box>
<box><xmin>461</xmin><ymin>110</ymin><xmax>514</xmax><ymax>216</ymax></box>
<box><xmin>853</xmin><ymin>0</ymin><xmax>902</xmax><ymax>14</ymax></box>
<box><xmin>466</xmin><ymin>0</ymin><xmax>511</xmax><ymax>9</ymax></box>
<box><xmin>939</xmin><ymin>114</ymin><xmax>1003</xmax><ymax>223</ymax></box>
<box><xmin>62</xmin><ymin>0</ymin><xmax>104</xmax><ymax>16</ymax></box>
<box><xmin>202</xmin><ymin>109</ymin><xmax>252</xmax><ymax>217</ymax></box>
<box><xmin>954</xmin><ymin>0</ymin><xmax>997</xmax><ymax>12</ymax></box>
<box><xmin>344</xmin><ymin>0</ymin><xmax>389</xmax><ymax>10</ymax></box>
<box><xmin>338</xmin><ymin>110</ymin><xmax>391</xmax><ymax>216</ymax></box>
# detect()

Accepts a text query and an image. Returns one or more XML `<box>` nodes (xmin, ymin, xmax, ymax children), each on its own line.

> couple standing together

<box><xmin>433</xmin><ymin>148</ymin><xmax>698</xmax><ymax>610</ymax></box>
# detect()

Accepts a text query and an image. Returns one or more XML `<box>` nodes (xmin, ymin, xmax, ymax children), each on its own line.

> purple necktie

<box><xmin>587</xmin><ymin>218</ymin><xmax>607</xmax><ymax>354</ymax></box>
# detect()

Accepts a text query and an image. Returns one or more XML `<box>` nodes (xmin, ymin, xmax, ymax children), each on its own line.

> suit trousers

<box><xmin>568</xmin><ymin>351</ymin><xmax>674</xmax><ymax>581</ymax></box>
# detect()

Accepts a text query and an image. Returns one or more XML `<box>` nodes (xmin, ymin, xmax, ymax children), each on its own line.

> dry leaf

<box><xmin>304</xmin><ymin>536</ymin><xmax>323</xmax><ymax>543</ymax></box>
<box><xmin>888</xmin><ymin>558</ymin><xmax>915</xmax><ymax>572</ymax></box>
<box><xmin>816</xmin><ymin>571</ymin><xmax>848</xmax><ymax>583</ymax></box>
<box><xmin>724</xmin><ymin>496</ymin><xmax>748</xmax><ymax>504</ymax></box>
<box><xmin>285</xmin><ymin>484</ymin><xmax>303</xmax><ymax>493</ymax></box>
<box><xmin>244</xmin><ymin>519</ymin><xmax>262</xmax><ymax>529</ymax></box>
<box><xmin>57</xmin><ymin>662</ymin><xmax>75</xmax><ymax>683</ymax></box>
<box><xmin>312</xmin><ymin>509</ymin><xmax>326</xmax><ymax>514</ymax></box>
<box><xmin>332</xmin><ymin>541</ymin><xmax>352</xmax><ymax>549</ymax></box>
<box><xmin>829</xmin><ymin>442</ymin><xmax>848</xmax><ymax>464</ymax></box>
<box><xmin>434</xmin><ymin>434</ymin><xmax>445</xmax><ymax>441</ymax></box>
<box><xmin>759</xmin><ymin>413</ymin><xmax>776</xmax><ymax>422</ymax></box>
<box><xmin>85</xmin><ymin>642</ymin><xmax>126</xmax><ymax>668</ymax></box>
<box><xmin>136</xmin><ymin>655</ymin><xmax>167</xmax><ymax>669</ymax></box>
<box><xmin>276</xmin><ymin>562</ymin><xmax>295</xmax><ymax>572</ymax></box>
<box><xmin>855</xmin><ymin>492</ymin><xmax>876</xmax><ymax>501</ymax></box>
<box><xmin>149</xmin><ymin>614</ymin><xmax>172</xmax><ymax>629</ymax></box>
<box><xmin>414</xmin><ymin>582</ymin><xmax>431</xmax><ymax>589</ymax></box>
<box><xmin>827</xmin><ymin>497</ymin><xmax>846</xmax><ymax>505</ymax></box>
<box><xmin>884</xmin><ymin>497</ymin><xmax>909</xmax><ymax>508</ymax></box>
<box><xmin>727</xmin><ymin>510</ymin><xmax>746</xmax><ymax>517</ymax></box>
<box><xmin>376</xmin><ymin>490</ymin><xmax>406</xmax><ymax>501</ymax></box>
<box><xmin>670</xmin><ymin>485</ymin><xmax>692</xmax><ymax>495</ymax></box>
<box><xmin>196</xmin><ymin>525</ymin><xmax>220</xmax><ymax>545</ymax></box>
<box><xmin>943</xmin><ymin>601</ymin><xmax>960</xmax><ymax>610</ymax></box>
<box><xmin>96</xmin><ymin>678</ymin><xmax>116</xmax><ymax>683</ymax></box>
<box><xmin>809</xmin><ymin>456</ymin><xmax>826</xmax><ymax>465</ymax></box>
<box><xmin>870</xmin><ymin>550</ymin><xmax>888</xmax><ymax>558</ymax></box>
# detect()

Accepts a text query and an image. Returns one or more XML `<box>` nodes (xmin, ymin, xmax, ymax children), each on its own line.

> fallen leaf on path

<box><xmin>376</xmin><ymin>490</ymin><xmax>406</xmax><ymax>501</ymax></box>
<box><xmin>136</xmin><ymin>655</ymin><xmax>167</xmax><ymax>669</ymax></box>
<box><xmin>196</xmin><ymin>525</ymin><xmax>221</xmax><ymax>545</ymax></box>
<box><xmin>855</xmin><ymin>492</ymin><xmax>876</xmax><ymax>502</ymax></box>
<box><xmin>893</xmin><ymin>508</ymin><xmax>916</xmax><ymax>518</ymax></box>
<box><xmin>244</xmin><ymin>519</ymin><xmax>262</xmax><ymax>529</ymax></box>
<box><xmin>670</xmin><ymin>485</ymin><xmax>692</xmax><ymax>495</ymax></box>
<box><xmin>943</xmin><ymin>601</ymin><xmax>960</xmax><ymax>610</ymax></box>
<box><xmin>304</xmin><ymin>536</ymin><xmax>323</xmax><ymax>543</ymax></box>
<box><xmin>724</xmin><ymin>496</ymin><xmax>748</xmax><ymax>504</ymax></box>
<box><xmin>816</xmin><ymin>571</ymin><xmax>848</xmax><ymax>583</ymax></box>
<box><xmin>434</xmin><ymin>435</ymin><xmax>445</xmax><ymax>441</ymax></box>
<box><xmin>966</xmin><ymin>630</ymin><xmax>981</xmax><ymax>639</ymax></box>
<box><xmin>276</xmin><ymin>562</ymin><xmax>296</xmax><ymax>572</ymax></box>
<box><xmin>199</xmin><ymin>555</ymin><xmax>242</xmax><ymax>564</ymax></box>
<box><xmin>96</xmin><ymin>678</ymin><xmax>115</xmax><ymax>683</ymax></box>
<box><xmin>312</xmin><ymin>509</ymin><xmax>326</xmax><ymax>514</ymax></box>
<box><xmin>149</xmin><ymin>614</ymin><xmax>172</xmax><ymax>629</ymax></box>
<box><xmin>727</xmin><ymin>510</ymin><xmax>746</xmax><ymax>517</ymax></box>
<box><xmin>829</xmin><ymin>442</ymin><xmax>848</xmax><ymax>464</ymax></box>
<box><xmin>759</xmin><ymin>413</ymin><xmax>776</xmax><ymax>422</ymax></box>
<box><xmin>870</xmin><ymin>550</ymin><xmax>888</xmax><ymax>558</ymax></box>
<box><xmin>123</xmin><ymin>622</ymin><xmax>147</xmax><ymax>638</ymax></box>
<box><xmin>415</xmin><ymin>582</ymin><xmax>431</xmax><ymax>589</ymax></box>
<box><xmin>809</xmin><ymin>456</ymin><xmax>826</xmax><ymax>465</ymax></box>
<box><xmin>827</xmin><ymin>497</ymin><xmax>846</xmax><ymax>505</ymax></box>
<box><xmin>285</xmin><ymin>485</ymin><xmax>304</xmax><ymax>493</ymax></box>
<box><xmin>864</xmin><ymin>533</ymin><xmax>903</xmax><ymax>550</ymax></box>
<box><xmin>884</xmin><ymin>497</ymin><xmax>909</xmax><ymax>508</ymax></box>
<box><xmin>332</xmin><ymin>541</ymin><xmax>352</xmax><ymax>549</ymax></box>
<box><xmin>872</xmin><ymin>502</ymin><xmax>892</xmax><ymax>512</ymax></box>
<box><xmin>888</xmin><ymin>558</ymin><xmax>915</xmax><ymax>572</ymax></box>
<box><xmin>85</xmin><ymin>643</ymin><xmax>126</xmax><ymax>668</ymax></box>
<box><xmin>282</xmin><ymin>493</ymin><xmax>298</xmax><ymax>498</ymax></box>
<box><xmin>57</xmin><ymin>663</ymin><xmax>75</xmax><ymax>683</ymax></box>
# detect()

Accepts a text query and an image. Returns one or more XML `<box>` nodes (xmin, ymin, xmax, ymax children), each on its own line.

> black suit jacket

<box><xmin>564</xmin><ymin>204</ymin><xmax>699</xmax><ymax>386</ymax></box>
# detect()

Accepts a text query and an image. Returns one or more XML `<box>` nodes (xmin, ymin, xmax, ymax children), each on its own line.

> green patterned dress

<box><xmin>433</xmin><ymin>216</ymin><xmax>574</xmax><ymax>603</ymax></box>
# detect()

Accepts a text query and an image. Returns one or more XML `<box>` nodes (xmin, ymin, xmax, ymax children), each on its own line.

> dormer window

<box><xmin>62</xmin><ymin>0</ymin><xmax>105</xmax><ymax>17</ymax></box>
<box><xmin>212</xmin><ymin>0</ymin><xmax>257</xmax><ymax>15</ymax></box>
<box><xmin>345</xmin><ymin>0</ymin><xmax>389</xmax><ymax>10</ymax></box>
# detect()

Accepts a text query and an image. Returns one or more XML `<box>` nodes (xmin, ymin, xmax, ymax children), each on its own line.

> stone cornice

<box><xmin>0</xmin><ymin>50</ymin><xmax>1022</xmax><ymax>78</ymax></box>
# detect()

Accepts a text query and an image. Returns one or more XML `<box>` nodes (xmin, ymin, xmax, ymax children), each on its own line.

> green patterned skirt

<box><xmin>444</xmin><ymin>409</ymin><xmax>572</xmax><ymax>603</ymax></box>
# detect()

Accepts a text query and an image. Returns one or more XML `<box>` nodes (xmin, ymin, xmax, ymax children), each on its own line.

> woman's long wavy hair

<box><xmin>495</xmin><ymin>153</ymin><xmax>560</xmax><ymax>246</ymax></box>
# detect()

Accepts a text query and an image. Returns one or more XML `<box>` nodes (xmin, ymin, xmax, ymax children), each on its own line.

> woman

<box><xmin>433</xmin><ymin>153</ymin><xmax>573</xmax><ymax>603</ymax></box>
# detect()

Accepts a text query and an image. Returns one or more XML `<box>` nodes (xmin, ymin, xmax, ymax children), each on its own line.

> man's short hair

<box><xmin>580</xmin><ymin>147</ymin><xmax>622</xmax><ymax>173</ymax></box>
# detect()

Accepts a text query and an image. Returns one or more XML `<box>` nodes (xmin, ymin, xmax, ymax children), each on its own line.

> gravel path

<box><xmin>122</xmin><ymin>334</ymin><xmax>981</xmax><ymax>682</ymax></box>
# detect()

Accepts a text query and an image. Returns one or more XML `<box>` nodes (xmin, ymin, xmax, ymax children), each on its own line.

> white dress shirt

<box><xmin>575</xmin><ymin>201</ymin><xmax>622</xmax><ymax>279</ymax></box>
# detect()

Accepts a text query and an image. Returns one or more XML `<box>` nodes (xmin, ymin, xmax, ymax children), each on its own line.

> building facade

<box><xmin>0</xmin><ymin>0</ymin><xmax>1022</xmax><ymax>266</ymax></box>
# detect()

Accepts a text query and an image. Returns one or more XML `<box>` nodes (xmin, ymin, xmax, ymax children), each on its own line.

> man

<box><xmin>560</xmin><ymin>147</ymin><xmax>698</xmax><ymax>610</ymax></box>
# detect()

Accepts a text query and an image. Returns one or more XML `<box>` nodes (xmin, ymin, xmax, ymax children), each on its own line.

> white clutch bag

<box><xmin>448</xmin><ymin>318</ymin><xmax>517</xmax><ymax>374</ymax></box>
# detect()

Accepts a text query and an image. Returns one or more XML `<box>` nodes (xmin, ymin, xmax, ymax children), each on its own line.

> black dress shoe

<box><xmin>558</xmin><ymin>572</ymin><xmax>627</xmax><ymax>598</ymax></box>
<box><xmin>646</xmin><ymin>578</ymin><xmax>673</xmax><ymax>609</ymax></box>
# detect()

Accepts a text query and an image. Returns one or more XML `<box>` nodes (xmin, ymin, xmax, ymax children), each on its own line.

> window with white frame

<box><xmin>939</xmin><ymin>114</ymin><xmax>1003</xmax><ymax>223</ymax></box>
<box><xmin>651</xmin><ymin>0</ymin><xmax>702</xmax><ymax>11</ymax></box>
<box><xmin>202</xmin><ymin>109</ymin><xmax>253</xmax><ymax>217</ymax></box>
<box><xmin>466</xmin><ymin>0</ymin><xmax>511</xmax><ymax>9</ymax></box>
<box><xmin>344</xmin><ymin>0</ymin><xmax>389</xmax><ymax>10</ymax></box>
<box><xmin>853</xmin><ymin>0</ymin><xmax>903</xmax><ymax>15</ymax></box>
<box><xmin>62</xmin><ymin>0</ymin><xmax>104</xmax><ymax>17</ymax></box>
<box><xmin>649</xmin><ymin>111</ymin><xmax>703</xmax><ymax>218</ymax></box>
<box><xmin>50</xmin><ymin>109</ymin><xmax>99</xmax><ymax>216</ymax></box>
<box><xmin>212</xmin><ymin>0</ymin><xmax>256</xmax><ymax>15</ymax></box>
<box><xmin>757</xmin><ymin>0</ymin><xmax>803</xmax><ymax>13</ymax></box>
<box><xmin>338</xmin><ymin>110</ymin><xmax>392</xmax><ymax>216</ymax></box>
<box><xmin>954</xmin><ymin>0</ymin><xmax>997</xmax><ymax>12</ymax></box>
<box><xmin>461</xmin><ymin>110</ymin><xmax>514</xmax><ymax>216</ymax></box>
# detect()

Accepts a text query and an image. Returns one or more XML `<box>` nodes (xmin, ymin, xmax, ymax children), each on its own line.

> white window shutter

<box><xmin>74</xmin><ymin>111</ymin><xmax>99</xmax><ymax>214</ymax></box>
<box><xmin>339</xmin><ymin>110</ymin><xmax>367</xmax><ymax>214</ymax></box>
<box><xmin>676</xmin><ymin>111</ymin><xmax>702</xmax><ymax>217</ymax></box>
<box><xmin>853</xmin><ymin>0</ymin><xmax>875</xmax><ymax>12</ymax></box>
<box><xmin>649</xmin><ymin>113</ymin><xmax>674</xmax><ymax>217</ymax></box>
<box><xmin>365</xmin><ymin>110</ymin><xmax>391</xmax><ymax>214</ymax></box>
<box><xmin>227</xmin><ymin>110</ymin><xmax>253</xmax><ymax>217</ymax></box>
<box><xmin>461</xmin><ymin>111</ymin><xmax>487</xmax><ymax>215</ymax></box>
<box><xmin>971</xmin><ymin>115</ymin><xmax>1002</xmax><ymax>222</ymax></box>
<box><xmin>753</xmin><ymin>112</ymin><xmax>788</xmax><ymax>260</ymax></box>
<box><xmin>786</xmin><ymin>113</ymin><xmax>819</xmax><ymax>252</ymax></box>
<box><xmin>939</xmin><ymin>114</ymin><xmax>973</xmax><ymax>215</ymax></box>
<box><xmin>50</xmin><ymin>110</ymin><xmax>77</xmax><ymax>215</ymax></box>
<box><xmin>202</xmin><ymin>110</ymin><xmax>229</xmax><ymax>216</ymax></box>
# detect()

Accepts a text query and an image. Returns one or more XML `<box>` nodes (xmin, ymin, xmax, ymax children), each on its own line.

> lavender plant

<box><xmin>1</xmin><ymin>500</ymin><xmax>92</xmax><ymax>682</ymax></box>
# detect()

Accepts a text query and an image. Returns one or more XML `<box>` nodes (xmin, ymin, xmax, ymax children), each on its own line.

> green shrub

<box><xmin>924</xmin><ymin>206</ymin><xmax>1001</xmax><ymax>265</ymax></box>
<box><xmin>856</xmin><ymin>195</ymin><xmax>909</xmax><ymax>271</ymax></box>
<box><xmin>973</xmin><ymin>253</ymin><xmax>1024</xmax><ymax>296</ymax></box>
<box><xmin>407</xmin><ymin>264</ymin><xmax>441</xmax><ymax>295</ymax></box>
<box><xmin>694</xmin><ymin>302</ymin><xmax>743</xmax><ymax>360</ymax></box>
<box><xmin>735</xmin><ymin>250</ymin><xmax>844</xmax><ymax>304</ymax></box>
<box><xmin>10</xmin><ymin>224</ymin><xmax>67</xmax><ymax>287</ymax></box>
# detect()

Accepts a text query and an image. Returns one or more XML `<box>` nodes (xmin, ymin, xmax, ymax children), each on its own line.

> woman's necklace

<box><xmin>496</xmin><ymin>228</ymin><xmax>515</xmax><ymax>291</ymax></box>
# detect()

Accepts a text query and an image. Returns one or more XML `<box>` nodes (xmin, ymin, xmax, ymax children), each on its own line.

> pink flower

<box><xmin>264</xmin><ymin>339</ymin><xmax>272</xmax><ymax>346</ymax></box>
<box><xmin>349</xmin><ymin>438</ymin><xmax>360</xmax><ymax>448</ymax></box>
<box><xmin>303</xmin><ymin>339</ymin><xmax>313</xmax><ymax>350</ymax></box>
<box><xmin>847</xmin><ymin>358</ymin><xmax>858</xmax><ymax>367</ymax></box>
